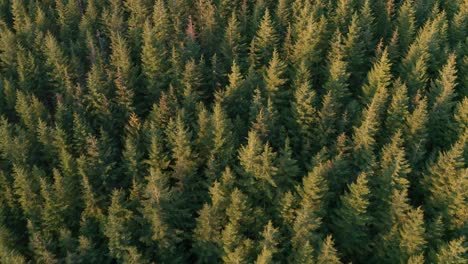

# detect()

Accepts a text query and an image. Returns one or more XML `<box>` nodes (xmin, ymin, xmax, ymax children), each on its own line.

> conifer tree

<box><xmin>317</xmin><ymin>235</ymin><xmax>342</xmax><ymax>264</ymax></box>
<box><xmin>255</xmin><ymin>221</ymin><xmax>279</xmax><ymax>264</ymax></box>
<box><xmin>238</xmin><ymin>130</ymin><xmax>278</xmax><ymax>202</ymax></box>
<box><xmin>12</xmin><ymin>166</ymin><xmax>42</xmax><ymax>227</ymax></box>
<box><xmin>105</xmin><ymin>189</ymin><xmax>144</xmax><ymax>263</ymax></box>
<box><xmin>424</xmin><ymin>132</ymin><xmax>467</xmax><ymax>234</ymax></box>
<box><xmin>454</xmin><ymin>98</ymin><xmax>468</xmax><ymax>137</ymax></box>
<box><xmin>377</xmin><ymin>191</ymin><xmax>427</xmax><ymax>263</ymax></box>
<box><xmin>194</xmin><ymin>167</ymin><xmax>236</xmax><ymax>262</ymax></box>
<box><xmin>362</xmin><ymin>49</ymin><xmax>392</xmax><ymax>103</ymax></box>
<box><xmin>428</xmin><ymin>54</ymin><xmax>458</xmax><ymax>150</ymax></box>
<box><xmin>221</xmin><ymin>188</ymin><xmax>254</xmax><ymax>263</ymax></box>
<box><xmin>263</xmin><ymin>49</ymin><xmax>288</xmax><ymax>109</ymax></box>
<box><xmin>319</xmin><ymin>32</ymin><xmax>351</xmax><ymax>143</ymax></box>
<box><xmin>404</xmin><ymin>95</ymin><xmax>429</xmax><ymax>170</ymax></box>
<box><xmin>141</xmin><ymin>20</ymin><xmax>167</xmax><ymax>101</ymax></box>
<box><xmin>222</xmin><ymin>12</ymin><xmax>245</xmax><ymax>66</ymax></box>
<box><xmin>250</xmin><ymin>9</ymin><xmax>279</xmax><ymax>68</ymax></box>
<box><xmin>292</xmin><ymin>74</ymin><xmax>319</xmax><ymax>161</ymax></box>
<box><xmin>276</xmin><ymin>0</ymin><xmax>291</xmax><ymax>29</ymax></box>
<box><xmin>292</xmin><ymin>162</ymin><xmax>329</xmax><ymax>256</ymax></box>
<box><xmin>351</xmin><ymin>82</ymin><xmax>388</xmax><ymax>172</ymax></box>
<box><xmin>166</xmin><ymin>114</ymin><xmax>198</xmax><ymax>196</ymax></box>
<box><xmin>152</xmin><ymin>0</ymin><xmax>172</xmax><ymax>42</ymax></box>
<box><xmin>332</xmin><ymin>173</ymin><xmax>371</xmax><ymax>262</ymax></box>
<box><xmin>218</xmin><ymin>61</ymin><xmax>248</xmax><ymax>118</ymax></box>
<box><xmin>205</xmin><ymin>103</ymin><xmax>235</xmax><ymax>181</ymax></box>
<box><xmin>385</xmin><ymin>80</ymin><xmax>410</xmax><ymax>138</ymax></box>
<box><xmin>343</xmin><ymin>13</ymin><xmax>367</xmax><ymax>90</ymax></box>
<box><xmin>396</xmin><ymin>0</ymin><xmax>416</xmax><ymax>53</ymax></box>
<box><xmin>110</xmin><ymin>33</ymin><xmax>136</xmax><ymax>92</ymax></box>
<box><xmin>291</xmin><ymin>10</ymin><xmax>327</xmax><ymax>70</ymax></box>
<box><xmin>334</xmin><ymin>0</ymin><xmax>353</xmax><ymax>34</ymax></box>
<box><xmin>371</xmin><ymin>131</ymin><xmax>411</xmax><ymax>231</ymax></box>
<box><xmin>43</xmin><ymin>33</ymin><xmax>74</xmax><ymax>97</ymax></box>
<box><xmin>276</xmin><ymin>138</ymin><xmax>300</xmax><ymax>188</ymax></box>
<box><xmin>435</xmin><ymin>237</ymin><xmax>467</xmax><ymax>264</ymax></box>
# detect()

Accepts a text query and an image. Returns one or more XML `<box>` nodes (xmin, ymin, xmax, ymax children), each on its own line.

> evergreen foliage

<box><xmin>0</xmin><ymin>1</ymin><xmax>465</xmax><ymax>263</ymax></box>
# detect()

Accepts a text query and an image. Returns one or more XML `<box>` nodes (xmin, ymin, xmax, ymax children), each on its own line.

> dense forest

<box><xmin>0</xmin><ymin>0</ymin><xmax>467</xmax><ymax>263</ymax></box>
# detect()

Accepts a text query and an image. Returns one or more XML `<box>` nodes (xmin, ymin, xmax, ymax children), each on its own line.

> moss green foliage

<box><xmin>0</xmin><ymin>0</ymin><xmax>466</xmax><ymax>263</ymax></box>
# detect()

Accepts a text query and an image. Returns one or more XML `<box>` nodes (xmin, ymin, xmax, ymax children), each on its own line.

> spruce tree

<box><xmin>435</xmin><ymin>237</ymin><xmax>467</xmax><ymax>264</ymax></box>
<box><xmin>141</xmin><ymin>20</ymin><xmax>167</xmax><ymax>101</ymax></box>
<box><xmin>255</xmin><ymin>221</ymin><xmax>279</xmax><ymax>264</ymax></box>
<box><xmin>395</xmin><ymin>0</ymin><xmax>416</xmax><ymax>53</ymax></box>
<box><xmin>362</xmin><ymin>49</ymin><xmax>392</xmax><ymax>103</ymax></box>
<box><xmin>250</xmin><ymin>9</ymin><xmax>279</xmax><ymax>68</ymax></box>
<box><xmin>292</xmin><ymin>74</ymin><xmax>319</xmax><ymax>161</ymax></box>
<box><xmin>385</xmin><ymin>79</ymin><xmax>410</xmax><ymax>139</ymax></box>
<box><xmin>424</xmin><ymin>132</ymin><xmax>467</xmax><ymax>234</ymax></box>
<box><xmin>222</xmin><ymin>12</ymin><xmax>245</xmax><ymax>66</ymax></box>
<box><xmin>331</xmin><ymin>173</ymin><xmax>371</xmax><ymax>262</ymax></box>
<box><xmin>105</xmin><ymin>189</ymin><xmax>144</xmax><ymax>263</ymax></box>
<box><xmin>292</xmin><ymin>162</ymin><xmax>329</xmax><ymax>257</ymax></box>
<box><xmin>263</xmin><ymin>49</ymin><xmax>288</xmax><ymax>110</ymax></box>
<box><xmin>221</xmin><ymin>188</ymin><xmax>254</xmax><ymax>263</ymax></box>
<box><xmin>428</xmin><ymin>54</ymin><xmax>459</xmax><ymax>150</ymax></box>
<box><xmin>317</xmin><ymin>235</ymin><xmax>343</xmax><ymax>264</ymax></box>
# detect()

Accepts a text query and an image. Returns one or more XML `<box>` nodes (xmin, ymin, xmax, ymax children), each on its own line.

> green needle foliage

<box><xmin>0</xmin><ymin>1</ymin><xmax>466</xmax><ymax>263</ymax></box>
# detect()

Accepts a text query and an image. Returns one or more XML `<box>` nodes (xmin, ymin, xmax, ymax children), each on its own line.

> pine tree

<box><xmin>263</xmin><ymin>49</ymin><xmax>288</xmax><ymax>109</ymax></box>
<box><xmin>399</xmin><ymin>34</ymin><xmax>429</xmax><ymax>99</ymax></box>
<box><xmin>292</xmin><ymin>73</ymin><xmax>319</xmax><ymax>161</ymax></box>
<box><xmin>454</xmin><ymin>98</ymin><xmax>468</xmax><ymax>137</ymax></box>
<box><xmin>276</xmin><ymin>138</ymin><xmax>300</xmax><ymax>188</ymax></box>
<box><xmin>222</xmin><ymin>12</ymin><xmax>245</xmax><ymax>66</ymax></box>
<box><xmin>291</xmin><ymin>10</ymin><xmax>327</xmax><ymax>69</ymax></box>
<box><xmin>331</xmin><ymin>173</ymin><xmax>371</xmax><ymax>262</ymax></box>
<box><xmin>395</xmin><ymin>0</ymin><xmax>416</xmax><ymax>53</ymax></box>
<box><xmin>105</xmin><ymin>189</ymin><xmax>144</xmax><ymax>263</ymax></box>
<box><xmin>319</xmin><ymin>32</ymin><xmax>351</xmax><ymax>143</ymax></box>
<box><xmin>435</xmin><ymin>237</ymin><xmax>467</xmax><ymax>264</ymax></box>
<box><xmin>43</xmin><ymin>33</ymin><xmax>74</xmax><ymax>97</ymax></box>
<box><xmin>334</xmin><ymin>0</ymin><xmax>353</xmax><ymax>33</ymax></box>
<box><xmin>424</xmin><ymin>132</ymin><xmax>467</xmax><ymax>234</ymax></box>
<box><xmin>149</xmin><ymin>1</ymin><xmax>169</xmax><ymax>38</ymax></box>
<box><xmin>351</xmin><ymin>82</ymin><xmax>388</xmax><ymax>172</ymax></box>
<box><xmin>121</xmin><ymin>113</ymin><xmax>143</xmax><ymax>185</ymax></box>
<box><xmin>428</xmin><ymin>54</ymin><xmax>458</xmax><ymax>150</ymax></box>
<box><xmin>193</xmin><ymin>168</ymin><xmax>236</xmax><ymax>262</ymax></box>
<box><xmin>276</xmin><ymin>0</ymin><xmax>292</xmax><ymax>29</ymax></box>
<box><xmin>362</xmin><ymin>49</ymin><xmax>392</xmax><ymax>103</ymax></box>
<box><xmin>221</xmin><ymin>188</ymin><xmax>254</xmax><ymax>263</ymax></box>
<box><xmin>141</xmin><ymin>20</ymin><xmax>167</xmax><ymax>101</ymax></box>
<box><xmin>371</xmin><ymin>131</ymin><xmax>411</xmax><ymax>231</ymax></box>
<box><xmin>255</xmin><ymin>221</ymin><xmax>279</xmax><ymax>264</ymax></box>
<box><xmin>385</xmin><ymin>80</ymin><xmax>410</xmax><ymax>139</ymax></box>
<box><xmin>39</xmin><ymin>177</ymin><xmax>67</xmax><ymax>241</ymax></box>
<box><xmin>404</xmin><ymin>95</ymin><xmax>429</xmax><ymax>170</ymax></box>
<box><xmin>377</xmin><ymin>190</ymin><xmax>427</xmax><ymax>264</ymax></box>
<box><xmin>317</xmin><ymin>235</ymin><xmax>343</xmax><ymax>264</ymax></box>
<box><xmin>238</xmin><ymin>130</ymin><xmax>278</xmax><ymax>202</ymax></box>
<box><xmin>292</xmin><ymin>162</ymin><xmax>329</xmax><ymax>255</ymax></box>
<box><xmin>12</xmin><ymin>165</ymin><xmax>42</xmax><ymax>226</ymax></box>
<box><xmin>218</xmin><ymin>60</ymin><xmax>248</xmax><ymax>118</ymax></box>
<box><xmin>250</xmin><ymin>9</ymin><xmax>279</xmax><ymax>68</ymax></box>
<box><xmin>141</xmin><ymin>165</ymin><xmax>180</xmax><ymax>262</ymax></box>
<box><xmin>195</xmin><ymin>0</ymin><xmax>218</xmax><ymax>53</ymax></box>
<box><xmin>205</xmin><ymin>103</ymin><xmax>235</xmax><ymax>181</ymax></box>
<box><xmin>343</xmin><ymin>13</ymin><xmax>367</xmax><ymax>90</ymax></box>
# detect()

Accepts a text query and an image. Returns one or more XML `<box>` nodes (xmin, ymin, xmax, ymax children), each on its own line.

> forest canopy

<box><xmin>0</xmin><ymin>0</ymin><xmax>467</xmax><ymax>263</ymax></box>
